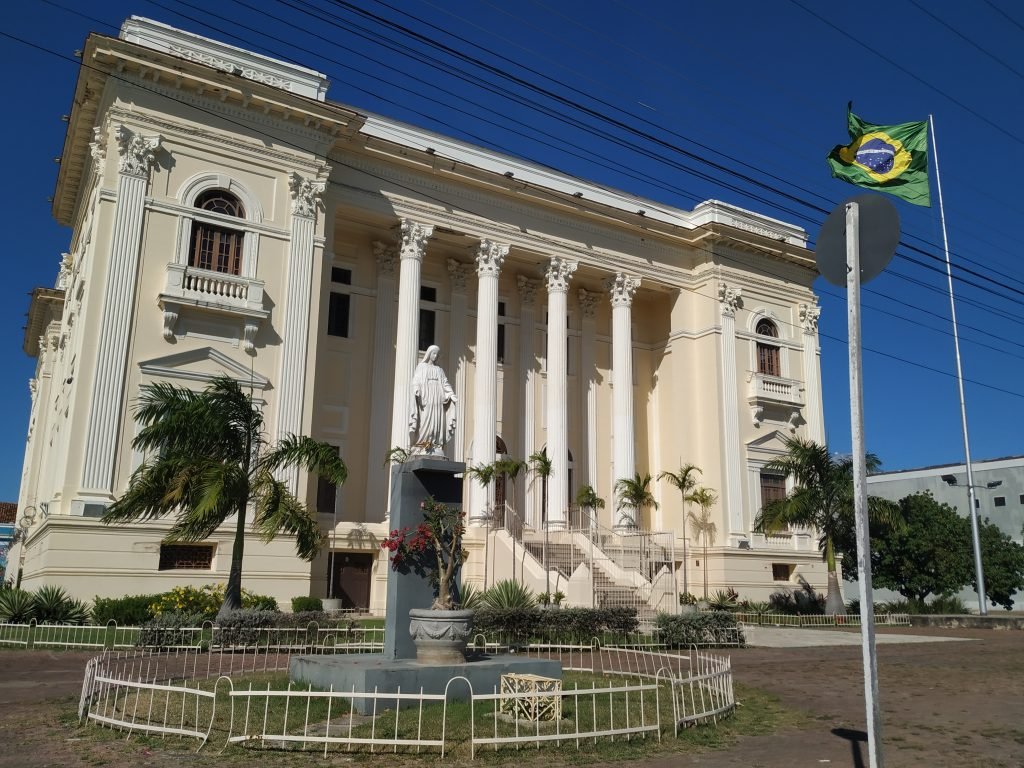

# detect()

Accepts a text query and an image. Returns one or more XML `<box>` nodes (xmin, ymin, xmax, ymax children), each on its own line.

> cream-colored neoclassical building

<box><xmin>12</xmin><ymin>18</ymin><xmax>831</xmax><ymax>615</ymax></box>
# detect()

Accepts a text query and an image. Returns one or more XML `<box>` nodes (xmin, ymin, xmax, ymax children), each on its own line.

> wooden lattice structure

<box><xmin>499</xmin><ymin>673</ymin><xmax>562</xmax><ymax>721</ymax></box>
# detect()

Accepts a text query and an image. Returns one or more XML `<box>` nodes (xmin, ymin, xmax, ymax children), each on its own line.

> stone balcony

<box><xmin>748</xmin><ymin>372</ymin><xmax>804</xmax><ymax>430</ymax></box>
<box><xmin>158</xmin><ymin>263</ymin><xmax>269</xmax><ymax>353</ymax></box>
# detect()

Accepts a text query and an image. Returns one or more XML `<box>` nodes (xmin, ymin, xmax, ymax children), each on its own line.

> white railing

<box><xmin>163</xmin><ymin>263</ymin><xmax>265</xmax><ymax>312</ymax></box>
<box><xmin>734</xmin><ymin>612</ymin><xmax>911</xmax><ymax>627</ymax></box>
<box><xmin>749</xmin><ymin>372</ymin><xmax>804</xmax><ymax>406</ymax></box>
<box><xmin>79</xmin><ymin>643</ymin><xmax>737</xmax><ymax>755</ymax></box>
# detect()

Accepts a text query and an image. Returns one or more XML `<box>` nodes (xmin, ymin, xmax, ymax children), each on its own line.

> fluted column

<box><xmin>718</xmin><ymin>283</ymin><xmax>745</xmax><ymax>543</ymax></box>
<box><xmin>390</xmin><ymin>219</ymin><xmax>434</xmax><ymax>450</ymax></box>
<box><xmin>518</xmin><ymin>276</ymin><xmax>540</xmax><ymax>529</ymax></box>
<box><xmin>607</xmin><ymin>273</ymin><xmax>641</xmax><ymax>529</ymax></box>
<box><xmin>469</xmin><ymin>240</ymin><xmax>508</xmax><ymax>525</ymax></box>
<box><xmin>545</xmin><ymin>257</ymin><xmax>577</xmax><ymax>531</ymax></box>
<box><xmin>366</xmin><ymin>242</ymin><xmax>397</xmax><ymax>522</ymax></box>
<box><xmin>448</xmin><ymin>259</ymin><xmax>473</xmax><ymax>463</ymax></box>
<box><xmin>578</xmin><ymin>289</ymin><xmax>600</xmax><ymax>523</ymax></box>
<box><xmin>799</xmin><ymin>303</ymin><xmax>825</xmax><ymax>442</ymax></box>
<box><xmin>82</xmin><ymin>125</ymin><xmax>161</xmax><ymax>495</ymax></box>
<box><xmin>277</xmin><ymin>172</ymin><xmax>326</xmax><ymax>492</ymax></box>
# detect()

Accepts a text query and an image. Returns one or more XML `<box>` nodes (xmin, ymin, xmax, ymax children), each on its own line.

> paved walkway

<box><xmin>743</xmin><ymin>625</ymin><xmax>972</xmax><ymax>647</ymax></box>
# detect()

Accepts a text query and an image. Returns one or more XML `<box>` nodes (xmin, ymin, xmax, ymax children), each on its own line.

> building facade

<box><xmin>12</xmin><ymin>18</ymin><xmax>830</xmax><ymax>614</ymax></box>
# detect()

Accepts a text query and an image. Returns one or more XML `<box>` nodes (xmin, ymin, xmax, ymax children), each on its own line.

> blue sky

<box><xmin>1</xmin><ymin>0</ymin><xmax>1022</xmax><ymax>500</ymax></box>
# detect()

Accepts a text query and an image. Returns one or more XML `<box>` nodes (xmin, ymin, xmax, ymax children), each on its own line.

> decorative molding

<box><xmin>139</xmin><ymin>346</ymin><xmax>270</xmax><ymax>389</ymax></box>
<box><xmin>518</xmin><ymin>275</ymin><xmax>540</xmax><ymax>305</ymax></box>
<box><xmin>168</xmin><ymin>44</ymin><xmax>294</xmax><ymax>91</ymax></box>
<box><xmin>161</xmin><ymin>309</ymin><xmax>178</xmax><ymax>340</ymax></box>
<box><xmin>115</xmin><ymin>125</ymin><xmax>162</xmax><ymax>178</ymax></box>
<box><xmin>799</xmin><ymin>302</ymin><xmax>821</xmax><ymax>333</ymax></box>
<box><xmin>89</xmin><ymin>126</ymin><xmax>106</xmax><ymax>178</ymax></box>
<box><xmin>475</xmin><ymin>239</ymin><xmax>508</xmax><ymax>278</ymax></box>
<box><xmin>288</xmin><ymin>172</ymin><xmax>325</xmax><ymax>218</ymax></box>
<box><xmin>544</xmin><ymin>257</ymin><xmax>578</xmax><ymax>294</ymax></box>
<box><xmin>578</xmin><ymin>288</ymin><xmax>600</xmax><ymax>318</ymax></box>
<box><xmin>447</xmin><ymin>258</ymin><xmax>472</xmax><ymax>293</ymax></box>
<box><xmin>606</xmin><ymin>272</ymin><xmax>641</xmax><ymax>308</ymax></box>
<box><xmin>57</xmin><ymin>252</ymin><xmax>74</xmax><ymax>290</ymax></box>
<box><xmin>242</xmin><ymin>321</ymin><xmax>259</xmax><ymax>354</ymax></box>
<box><xmin>718</xmin><ymin>283</ymin><xmax>743</xmax><ymax>317</ymax></box>
<box><xmin>373</xmin><ymin>241</ymin><xmax>397</xmax><ymax>277</ymax></box>
<box><xmin>398</xmin><ymin>219</ymin><xmax>434</xmax><ymax>260</ymax></box>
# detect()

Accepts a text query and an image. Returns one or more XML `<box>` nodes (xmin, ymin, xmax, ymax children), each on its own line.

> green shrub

<box><xmin>769</xmin><ymin>585</ymin><xmax>825</xmax><ymax>615</ymax></box>
<box><xmin>136</xmin><ymin>612</ymin><xmax>206</xmax><ymax>648</ymax></box>
<box><xmin>484</xmin><ymin>580</ymin><xmax>537</xmax><ymax>609</ymax></box>
<box><xmin>213</xmin><ymin>609</ymin><xmax>280</xmax><ymax>646</ymax></box>
<box><xmin>457</xmin><ymin>582</ymin><xmax>485</xmax><ymax>610</ymax></box>
<box><xmin>602</xmin><ymin>607</ymin><xmax>641</xmax><ymax>636</ymax></box>
<box><xmin>655</xmin><ymin>611</ymin><xmax>745</xmax><ymax>648</ymax></box>
<box><xmin>291</xmin><ymin>596</ymin><xmax>323</xmax><ymax>613</ymax></box>
<box><xmin>92</xmin><ymin>594</ymin><xmax>160</xmax><ymax>625</ymax></box>
<box><xmin>150</xmin><ymin>584</ymin><xmax>278</xmax><ymax>619</ymax></box>
<box><xmin>473</xmin><ymin>607</ymin><xmax>542</xmax><ymax>643</ymax></box>
<box><xmin>678</xmin><ymin>592</ymin><xmax>698</xmax><ymax>606</ymax></box>
<box><xmin>473</xmin><ymin>606</ymin><xmax>640</xmax><ymax>644</ymax></box>
<box><xmin>928</xmin><ymin>594</ymin><xmax>969</xmax><ymax>614</ymax></box>
<box><xmin>245</xmin><ymin>593</ymin><xmax>279</xmax><ymax>612</ymax></box>
<box><xmin>30</xmin><ymin>585</ymin><xmax>89</xmax><ymax>625</ymax></box>
<box><xmin>0</xmin><ymin>589</ymin><xmax>35</xmax><ymax>622</ymax></box>
<box><xmin>708</xmin><ymin>588</ymin><xmax>740</xmax><ymax>612</ymax></box>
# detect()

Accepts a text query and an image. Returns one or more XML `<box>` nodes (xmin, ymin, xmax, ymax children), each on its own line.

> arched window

<box><xmin>755</xmin><ymin>319</ymin><xmax>781</xmax><ymax>376</ymax></box>
<box><xmin>189</xmin><ymin>190</ymin><xmax>245</xmax><ymax>275</ymax></box>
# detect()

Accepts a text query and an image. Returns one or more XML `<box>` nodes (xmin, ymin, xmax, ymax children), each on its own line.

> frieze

<box><xmin>167</xmin><ymin>45</ymin><xmax>293</xmax><ymax>91</ymax></box>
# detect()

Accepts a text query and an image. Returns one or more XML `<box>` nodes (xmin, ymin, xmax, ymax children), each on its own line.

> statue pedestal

<box><xmin>383</xmin><ymin>456</ymin><xmax>464</xmax><ymax>661</ymax></box>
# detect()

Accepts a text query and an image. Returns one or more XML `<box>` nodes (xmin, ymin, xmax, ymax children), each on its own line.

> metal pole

<box><xmin>929</xmin><ymin>114</ymin><xmax>986</xmax><ymax>616</ymax></box>
<box><xmin>847</xmin><ymin>201</ymin><xmax>884</xmax><ymax>768</ymax></box>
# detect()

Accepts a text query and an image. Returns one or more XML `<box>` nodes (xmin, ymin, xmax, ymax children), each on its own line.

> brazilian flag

<box><xmin>827</xmin><ymin>103</ymin><xmax>930</xmax><ymax>206</ymax></box>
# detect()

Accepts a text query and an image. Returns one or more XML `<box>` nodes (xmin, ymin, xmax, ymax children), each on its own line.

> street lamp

<box><xmin>941</xmin><ymin>474</ymin><xmax>1002</xmax><ymax>616</ymax></box>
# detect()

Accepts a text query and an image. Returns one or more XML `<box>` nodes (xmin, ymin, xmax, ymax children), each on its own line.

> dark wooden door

<box><xmin>330</xmin><ymin>553</ymin><xmax>373</xmax><ymax>610</ymax></box>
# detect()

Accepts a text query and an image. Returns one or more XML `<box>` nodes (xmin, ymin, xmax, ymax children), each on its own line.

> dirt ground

<box><xmin>1</xmin><ymin>627</ymin><xmax>1022</xmax><ymax>768</ymax></box>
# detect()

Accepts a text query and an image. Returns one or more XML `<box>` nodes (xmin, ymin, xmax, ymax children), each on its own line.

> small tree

<box><xmin>686</xmin><ymin>487</ymin><xmax>718</xmax><ymax>600</ymax></box>
<box><xmin>575</xmin><ymin>484</ymin><xmax>606</xmax><ymax>528</ymax></box>
<box><xmin>493</xmin><ymin>457</ymin><xmax>528</xmax><ymax>520</ymax></box>
<box><xmin>614</xmin><ymin>473</ymin><xmax>658</xmax><ymax>529</ymax></box>
<box><xmin>658</xmin><ymin>464</ymin><xmax>702</xmax><ymax>594</ymax></box>
<box><xmin>103</xmin><ymin>377</ymin><xmax>347</xmax><ymax>620</ymax></box>
<box><xmin>528</xmin><ymin>449</ymin><xmax>553</xmax><ymax>521</ymax></box>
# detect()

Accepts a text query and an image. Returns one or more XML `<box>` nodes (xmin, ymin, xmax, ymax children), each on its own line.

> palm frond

<box><xmin>466</xmin><ymin>462</ymin><xmax>496</xmax><ymax>487</ymax></box>
<box><xmin>251</xmin><ymin>474</ymin><xmax>325</xmax><ymax>561</ymax></box>
<box><xmin>657</xmin><ymin>464</ymin><xmax>701</xmax><ymax>493</ymax></box>
<box><xmin>262</xmin><ymin>434</ymin><xmax>348</xmax><ymax>485</ymax></box>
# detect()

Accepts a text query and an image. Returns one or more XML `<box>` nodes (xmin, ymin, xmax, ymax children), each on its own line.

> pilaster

<box><xmin>276</xmin><ymin>171</ymin><xmax>325</xmax><ymax>492</ymax></box>
<box><xmin>518</xmin><ymin>276</ymin><xmax>540</xmax><ymax>529</ymax></box>
<box><xmin>718</xmin><ymin>282</ymin><xmax>745</xmax><ymax>543</ymax></box>
<box><xmin>799</xmin><ymin>302</ymin><xmax>825</xmax><ymax>443</ymax></box>
<box><xmin>448</xmin><ymin>259</ymin><xmax>473</xmax><ymax>463</ymax></box>
<box><xmin>578</xmin><ymin>289</ymin><xmax>600</xmax><ymax>519</ymax></box>
<box><xmin>365</xmin><ymin>242</ymin><xmax>398</xmax><ymax>521</ymax></box>
<box><xmin>81</xmin><ymin>125</ymin><xmax>162</xmax><ymax>496</ymax></box>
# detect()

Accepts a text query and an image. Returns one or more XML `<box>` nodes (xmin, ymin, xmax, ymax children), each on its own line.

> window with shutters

<box><xmin>188</xmin><ymin>190</ymin><xmax>245</xmax><ymax>275</ymax></box>
<box><xmin>755</xmin><ymin>319</ymin><xmax>781</xmax><ymax>376</ymax></box>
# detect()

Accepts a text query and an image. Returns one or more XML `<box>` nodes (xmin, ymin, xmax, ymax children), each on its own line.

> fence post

<box><xmin>27</xmin><ymin>618</ymin><xmax>36</xmax><ymax>650</ymax></box>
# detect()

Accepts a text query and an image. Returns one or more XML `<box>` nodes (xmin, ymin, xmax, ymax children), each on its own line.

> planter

<box><xmin>408</xmin><ymin>608</ymin><xmax>474</xmax><ymax>664</ymax></box>
<box><xmin>322</xmin><ymin>598</ymin><xmax>344</xmax><ymax>612</ymax></box>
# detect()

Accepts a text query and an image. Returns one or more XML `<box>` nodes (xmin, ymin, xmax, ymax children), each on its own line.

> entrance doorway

<box><xmin>328</xmin><ymin>552</ymin><xmax>373</xmax><ymax>610</ymax></box>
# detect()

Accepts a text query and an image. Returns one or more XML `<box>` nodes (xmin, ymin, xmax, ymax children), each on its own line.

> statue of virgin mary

<box><xmin>409</xmin><ymin>345</ymin><xmax>457</xmax><ymax>455</ymax></box>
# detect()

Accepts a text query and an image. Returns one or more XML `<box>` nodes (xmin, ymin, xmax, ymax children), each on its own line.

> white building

<box><xmin>12</xmin><ymin>17</ymin><xmax>831</xmax><ymax>614</ymax></box>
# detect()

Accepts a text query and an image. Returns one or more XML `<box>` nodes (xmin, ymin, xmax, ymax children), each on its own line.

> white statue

<box><xmin>409</xmin><ymin>345</ymin><xmax>457</xmax><ymax>455</ymax></box>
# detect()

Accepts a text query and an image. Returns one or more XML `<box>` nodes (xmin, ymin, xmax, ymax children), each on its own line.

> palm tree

<box><xmin>575</xmin><ymin>484</ymin><xmax>605</xmax><ymax>529</ymax></box>
<box><xmin>614</xmin><ymin>473</ymin><xmax>658</xmax><ymax>530</ymax></box>
<box><xmin>466</xmin><ymin>462</ymin><xmax>497</xmax><ymax>517</ymax></box>
<box><xmin>528</xmin><ymin>449</ymin><xmax>554</xmax><ymax>595</ymax></box>
<box><xmin>753</xmin><ymin>436</ymin><xmax>899</xmax><ymax>615</ymax></box>
<box><xmin>102</xmin><ymin>376</ymin><xmax>347</xmax><ymax>620</ymax></box>
<box><xmin>658</xmin><ymin>464</ymin><xmax>702</xmax><ymax>596</ymax></box>
<box><xmin>686</xmin><ymin>487</ymin><xmax>718</xmax><ymax>600</ymax></box>
<box><xmin>493</xmin><ymin>457</ymin><xmax>528</xmax><ymax>521</ymax></box>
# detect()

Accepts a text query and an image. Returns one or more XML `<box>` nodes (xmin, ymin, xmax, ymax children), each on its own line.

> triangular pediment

<box><xmin>138</xmin><ymin>347</ymin><xmax>270</xmax><ymax>390</ymax></box>
<box><xmin>746</xmin><ymin>429</ymin><xmax>789</xmax><ymax>453</ymax></box>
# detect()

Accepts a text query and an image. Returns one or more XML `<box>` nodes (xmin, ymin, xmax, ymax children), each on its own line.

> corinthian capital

<box><xmin>518</xmin><ymin>275</ymin><xmax>540</xmax><ymax>306</ymax></box>
<box><xmin>475</xmin><ymin>240</ymin><xmax>509</xmax><ymax>278</ymax></box>
<box><xmin>544</xmin><ymin>257</ymin><xmax>577</xmax><ymax>294</ymax></box>
<box><xmin>799</xmin><ymin>302</ymin><xmax>821</xmax><ymax>333</ymax></box>
<box><xmin>373</xmin><ymin>241</ymin><xmax>397</xmax><ymax>277</ymax></box>
<box><xmin>448</xmin><ymin>258</ymin><xmax>472</xmax><ymax>293</ymax></box>
<box><xmin>578</xmin><ymin>288</ymin><xmax>600</xmax><ymax>318</ymax></box>
<box><xmin>718</xmin><ymin>283</ymin><xmax>743</xmax><ymax>317</ymax></box>
<box><xmin>606</xmin><ymin>272</ymin><xmax>641</xmax><ymax>308</ymax></box>
<box><xmin>288</xmin><ymin>172</ymin><xmax>325</xmax><ymax>218</ymax></box>
<box><xmin>115</xmin><ymin>125</ymin><xmax>162</xmax><ymax>177</ymax></box>
<box><xmin>399</xmin><ymin>219</ymin><xmax>434</xmax><ymax>261</ymax></box>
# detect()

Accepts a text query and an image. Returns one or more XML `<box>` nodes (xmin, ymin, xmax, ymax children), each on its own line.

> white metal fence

<box><xmin>78</xmin><ymin>642</ymin><xmax>736</xmax><ymax>756</ymax></box>
<box><xmin>733</xmin><ymin>612</ymin><xmax>911</xmax><ymax>627</ymax></box>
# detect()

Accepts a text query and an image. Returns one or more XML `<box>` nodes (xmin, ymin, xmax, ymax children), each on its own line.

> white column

<box><xmin>390</xmin><ymin>219</ymin><xmax>434</xmax><ymax>451</ymax></box>
<box><xmin>469</xmin><ymin>240</ymin><xmax>508</xmax><ymax>525</ymax></box>
<box><xmin>518</xmin><ymin>276</ymin><xmax>540</xmax><ymax>529</ymax></box>
<box><xmin>276</xmin><ymin>172</ymin><xmax>326</xmax><ymax>492</ymax></box>
<box><xmin>544</xmin><ymin>257</ymin><xmax>577</xmax><ymax>531</ymax></box>
<box><xmin>448</xmin><ymin>259</ymin><xmax>473</xmax><ymax>462</ymax></box>
<box><xmin>799</xmin><ymin>302</ymin><xmax>825</xmax><ymax>443</ymax></box>
<box><xmin>365</xmin><ymin>242</ymin><xmax>397</xmax><ymax>522</ymax></box>
<box><xmin>607</xmin><ymin>273</ymin><xmax>641</xmax><ymax>530</ymax></box>
<box><xmin>718</xmin><ymin>283</ymin><xmax>745</xmax><ymax>543</ymax></box>
<box><xmin>82</xmin><ymin>125</ymin><xmax>162</xmax><ymax>496</ymax></box>
<box><xmin>578</xmin><ymin>289</ymin><xmax>600</xmax><ymax>504</ymax></box>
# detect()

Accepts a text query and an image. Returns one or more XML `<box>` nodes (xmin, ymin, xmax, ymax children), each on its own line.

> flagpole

<box><xmin>928</xmin><ymin>114</ymin><xmax>987</xmax><ymax>617</ymax></box>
